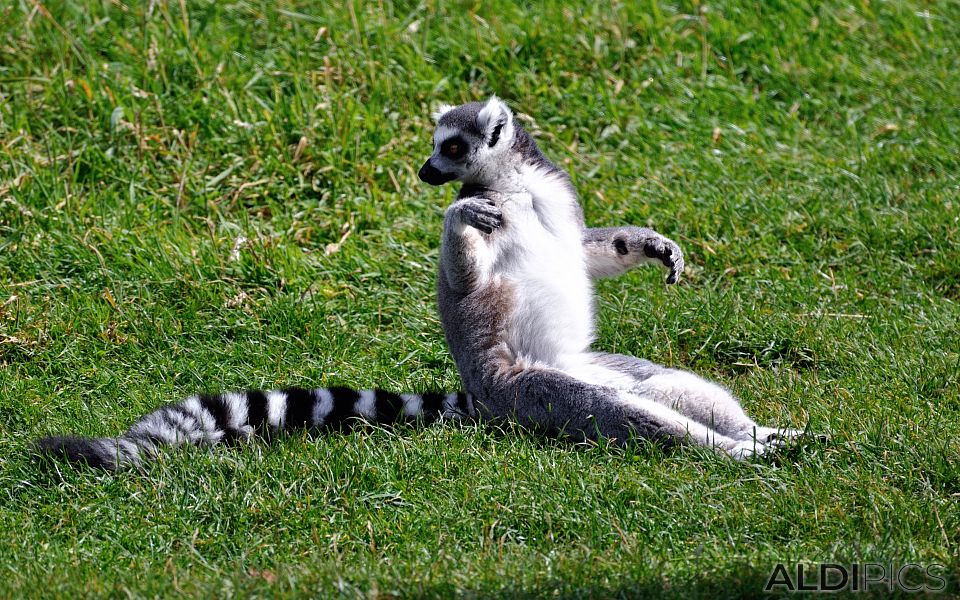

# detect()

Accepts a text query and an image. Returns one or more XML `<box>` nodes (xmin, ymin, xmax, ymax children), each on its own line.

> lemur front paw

<box><xmin>624</xmin><ymin>234</ymin><xmax>684</xmax><ymax>284</ymax></box>
<box><xmin>457</xmin><ymin>198</ymin><xmax>503</xmax><ymax>234</ymax></box>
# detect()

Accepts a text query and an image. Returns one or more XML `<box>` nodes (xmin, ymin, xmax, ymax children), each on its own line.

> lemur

<box><xmin>35</xmin><ymin>97</ymin><xmax>805</xmax><ymax>470</ymax></box>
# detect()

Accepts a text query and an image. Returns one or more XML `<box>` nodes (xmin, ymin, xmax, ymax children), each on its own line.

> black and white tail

<box><xmin>35</xmin><ymin>387</ymin><xmax>474</xmax><ymax>470</ymax></box>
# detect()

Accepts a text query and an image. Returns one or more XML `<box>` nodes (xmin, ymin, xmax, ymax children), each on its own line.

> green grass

<box><xmin>1</xmin><ymin>0</ymin><xmax>958</xmax><ymax>597</ymax></box>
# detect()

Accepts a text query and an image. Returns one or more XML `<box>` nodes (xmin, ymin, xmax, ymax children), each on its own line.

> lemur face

<box><xmin>417</xmin><ymin>127</ymin><xmax>477</xmax><ymax>185</ymax></box>
<box><xmin>418</xmin><ymin>97</ymin><xmax>515</xmax><ymax>187</ymax></box>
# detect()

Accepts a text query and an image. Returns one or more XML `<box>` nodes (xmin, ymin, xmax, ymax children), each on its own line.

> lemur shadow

<box><xmin>403</xmin><ymin>561</ymin><xmax>957</xmax><ymax>599</ymax></box>
<box><xmin>462</xmin><ymin>417</ymin><xmax>833</xmax><ymax>467</ymax></box>
<box><xmin>408</xmin><ymin>574</ymin><xmax>781</xmax><ymax>599</ymax></box>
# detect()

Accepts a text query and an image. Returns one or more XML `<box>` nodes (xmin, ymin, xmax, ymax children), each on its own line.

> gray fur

<box><xmin>588</xmin><ymin>352</ymin><xmax>665</xmax><ymax>382</ymax></box>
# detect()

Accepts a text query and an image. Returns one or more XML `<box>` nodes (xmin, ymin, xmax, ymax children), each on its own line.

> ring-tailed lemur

<box><xmin>35</xmin><ymin>97</ymin><xmax>806</xmax><ymax>470</ymax></box>
<box><xmin>421</xmin><ymin>97</ymin><xmax>807</xmax><ymax>458</ymax></box>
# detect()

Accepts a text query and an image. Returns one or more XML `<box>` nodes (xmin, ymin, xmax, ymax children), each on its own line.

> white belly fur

<box><xmin>493</xmin><ymin>189</ymin><xmax>595</xmax><ymax>365</ymax></box>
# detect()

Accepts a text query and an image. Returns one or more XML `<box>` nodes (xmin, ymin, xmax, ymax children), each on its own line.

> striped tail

<box><xmin>34</xmin><ymin>387</ymin><xmax>473</xmax><ymax>470</ymax></box>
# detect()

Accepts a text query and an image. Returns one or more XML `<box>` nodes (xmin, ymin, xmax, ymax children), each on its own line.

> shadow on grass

<box><xmin>22</xmin><ymin>411</ymin><xmax>838</xmax><ymax>487</ymax></box>
<box><xmin>406</xmin><ymin>562</ymin><xmax>958</xmax><ymax>599</ymax></box>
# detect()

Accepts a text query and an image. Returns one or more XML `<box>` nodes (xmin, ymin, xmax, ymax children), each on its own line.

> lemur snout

<box><xmin>418</xmin><ymin>160</ymin><xmax>456</xmax><ymax>186</ymax></box>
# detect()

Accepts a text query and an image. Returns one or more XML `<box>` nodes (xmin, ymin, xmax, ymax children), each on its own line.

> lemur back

<box><xmin>34</xmin><ymin>97</ymin><xmax>812</xmax><ymax>470</ymax></box>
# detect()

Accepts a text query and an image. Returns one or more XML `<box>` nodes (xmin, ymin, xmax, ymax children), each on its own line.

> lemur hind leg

<box><xmin>588</xmin><ymin>352</ymin><xmax>803</xmax><ymax>444</ymax></box>
<box><xmin>475</xmin><ymin>365</ymin><xmax>769</xmax><ymax>459</ymax></box>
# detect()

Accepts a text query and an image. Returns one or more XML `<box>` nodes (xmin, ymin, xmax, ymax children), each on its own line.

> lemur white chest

<box><xmin>491</xmin><ymin>167</ymin><xmax>595</xmax><ymax>364</ymax></box>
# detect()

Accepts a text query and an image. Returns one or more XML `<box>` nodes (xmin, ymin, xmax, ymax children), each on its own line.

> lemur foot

<box><xmin>754</xmin><ymin>426</ymin><xmax>831</xmax><ymax>445</ymax></box>
<box><xmin>726</xmin><ymin>427</ymin><xmax>828</xmax><ymax>460</ymax></box>
<box><xmin>724</xmin><ymin>439</ymin><xmax>772</xmax><ymax>461</ymax></box>
<box><xmin>458</xmin><ymin>198</ymin><xmax>503</xmax><ymax>234</ymax></box>
<box><xmin>752</xmin><ymin>426</ymin><xmax>804</xmax><ymax>444</ymax></box>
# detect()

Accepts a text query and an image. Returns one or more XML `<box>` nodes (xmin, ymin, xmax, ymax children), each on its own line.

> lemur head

<box><xmin>418</xmin><ymin>96</ymin><xmax>517</xmax><ymax>186</ymax></box>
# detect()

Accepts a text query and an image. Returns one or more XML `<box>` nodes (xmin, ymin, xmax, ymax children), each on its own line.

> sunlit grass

<box><xmin>1</xmin><ymin>0</ymin><xmax>957</xmax><ymax>597</ymax></box>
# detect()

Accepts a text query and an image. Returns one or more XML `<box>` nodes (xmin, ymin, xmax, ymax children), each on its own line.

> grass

<box><xmin>1</xmin><ymin>0</ymin><xmax>958</xmax><ymax>597</ymax></box>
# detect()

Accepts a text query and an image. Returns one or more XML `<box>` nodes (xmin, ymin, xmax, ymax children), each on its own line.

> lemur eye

<box><xmin>441</xmin><ymin>137</ymin><xmax>467</xmax><ymax>160</ymax></box>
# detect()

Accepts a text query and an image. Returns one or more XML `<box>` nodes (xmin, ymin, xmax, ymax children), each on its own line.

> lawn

<box><xmin>1</xmin><ymin>0</ymin><xmax>958</xmax><ymax>597</ymax></box>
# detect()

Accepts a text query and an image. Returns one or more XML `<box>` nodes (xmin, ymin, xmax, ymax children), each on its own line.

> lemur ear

<box><xmin>476</xmin><ymin>96</ymin><xmax>514</xmax><ymax>148</ymax></box>
<box><xmin>432</xmin><ymin>104</ymin><xmax>455</xmax><ymax>123</ymax></box>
